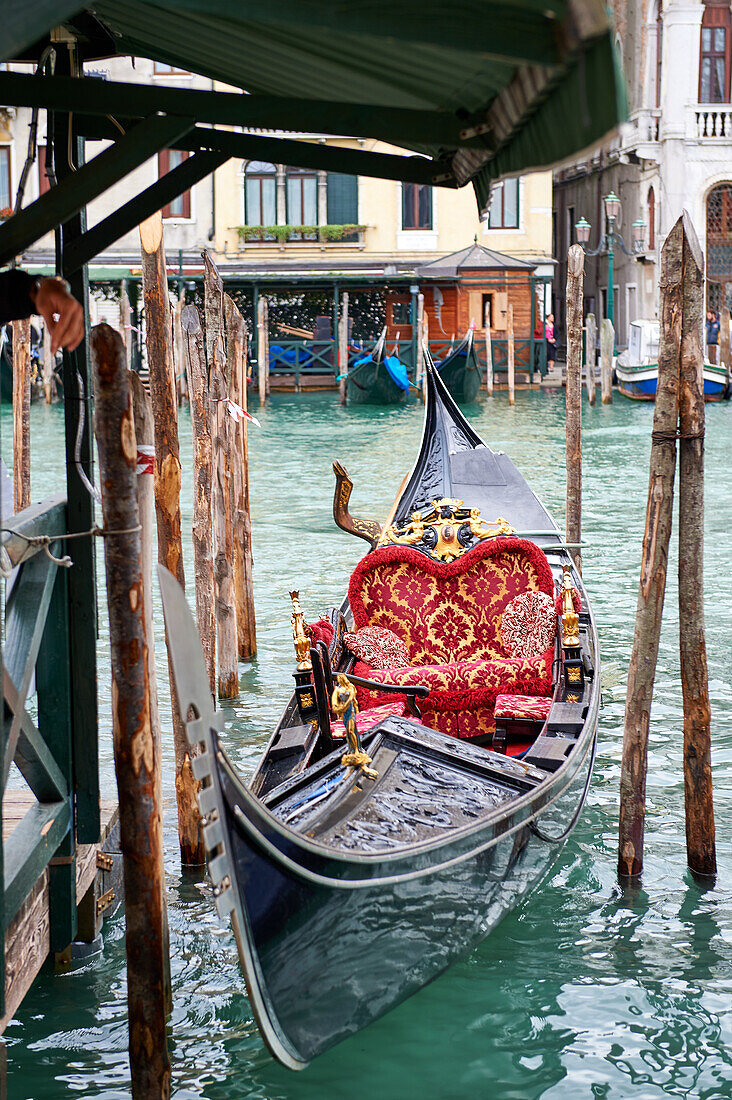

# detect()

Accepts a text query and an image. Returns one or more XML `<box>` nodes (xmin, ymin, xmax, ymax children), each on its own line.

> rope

<box><xmin>0</xmin><ymin>524</ymin><xmax>142</xmax><ymax>574</ymax></box>
<box><xmin>651</xmin><ymin>428</ymin><xmax>705</xmax><ymax>444</ymax></box>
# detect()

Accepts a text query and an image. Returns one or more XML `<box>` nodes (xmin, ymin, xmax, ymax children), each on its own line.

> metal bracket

<box><xmin>96</xmin><ymin>851</ymin><xmax>113</xmax><ymax>872</ymax></box>
<box><xmin>96</xmin><ymin>888</ymin><xmax>116</xmax><ymax>916</ymax></box>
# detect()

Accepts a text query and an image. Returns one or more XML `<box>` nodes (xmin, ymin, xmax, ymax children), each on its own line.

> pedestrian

<box><xmin>0</xmin><ymin>269</ymin><xmax>84</xmax><ymax>351</ymax></box>
<box><xmin>545</xmin><ymin>313</ymin><xmax>556</xmax><ymax>373</ymax></box>
<box><xmin>706</xmin><ymin>308</ymin><xmax>720</xmax><ymax>364</ymax></box>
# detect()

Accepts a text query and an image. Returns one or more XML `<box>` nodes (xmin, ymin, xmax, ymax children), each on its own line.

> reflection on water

<box><xmin>3</xmin><ymin>389</ymin><xmax>732</xmax><ymax>1098</ymax></box>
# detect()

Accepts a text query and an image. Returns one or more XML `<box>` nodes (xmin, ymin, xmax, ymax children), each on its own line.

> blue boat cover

<box><xmin>384</xmin><ymin>354</ymin><xmax>410</xmax><ymax>391</ymax></box>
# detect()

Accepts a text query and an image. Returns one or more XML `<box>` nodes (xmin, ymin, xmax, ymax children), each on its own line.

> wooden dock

<box><xmin>1</xmin><ymin>793</ymin><xmax>119</xmax><ymax>1032</ymax></box>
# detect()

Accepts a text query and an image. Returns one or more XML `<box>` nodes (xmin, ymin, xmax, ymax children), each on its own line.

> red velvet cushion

<box><xmin>354</xmin><ymin>651</ymin><xmax>553</xmax><ymax>716</ymax></box>
<box><xmin>331</xmin><ymin>700</ymin><xmax>411</xmax><ymax>739</ymax></box>
<box><xmin>307</xmin><ymin>619</ymin><xmax>335</xmax><ymax>647</ymax></box>
<box><xmin>494</xmin><ymin>693</ymin><xmax>553</xmax><ymax>720</ymax></box>
<box><xmin>500</xmin><ymin>590</ymin><xmax>556</xmax><ymax>658</ymax></box>
<box><xmin>348</xmin><ymin>538</ymin><xmax>554</xmax><ymax>666</ymax></box>
<box><xmin>344</xmin><ymin>626</ymin><xmax>410</xmax><ymax>670</ymax></box>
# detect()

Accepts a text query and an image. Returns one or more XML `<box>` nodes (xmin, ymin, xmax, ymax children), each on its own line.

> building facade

<box><xmin>1</xmin><ymin>57</ymin><xmax>554</xmax><ymax>327</ymax></box>
<box><xmin>554</xmin><ymin>0</ymin><xmax>732</xmax><ymax>348</ymax></box>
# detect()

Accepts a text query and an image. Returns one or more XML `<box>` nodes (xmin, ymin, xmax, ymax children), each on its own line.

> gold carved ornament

<box><xmin>331</xmin><ymin>673</ymin><xmax>378</xmax><ymax>782</ymax></box>
<box><xmin>378</xmin><ymin>499</ymin><xmax>514</xmax><ymax>563</ymax></box>
<box><xmin>560</xmin><ymin>565</ymin><xmax>580</xmax><ymax>649</ymax></box>
<box><xmin>289</xmin><ymin>590</ymin><xmax>312</xmax><ymax>671</ymax></box>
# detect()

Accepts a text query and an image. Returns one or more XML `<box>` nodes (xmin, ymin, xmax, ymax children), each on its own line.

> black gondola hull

<box><xmin>207</xmin><ymin>712</ymin><xmax>597</xmax><ymax>1067</ymax></box>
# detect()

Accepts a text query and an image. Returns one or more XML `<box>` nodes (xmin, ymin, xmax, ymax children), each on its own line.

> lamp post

<box><xmin>575</xmin><ymin>193</ymin><xmax>646</xmax><ymax>330</ymax></box>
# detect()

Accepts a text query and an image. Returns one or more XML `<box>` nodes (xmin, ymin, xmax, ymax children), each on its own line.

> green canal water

<box><xmin>3</xmin><ymin>387</ymin><xmax>732</xmax><ymax>1099</ymax></box>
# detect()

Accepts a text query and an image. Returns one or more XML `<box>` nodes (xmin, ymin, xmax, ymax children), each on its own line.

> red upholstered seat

<box><xmin>347</xmin><ymin>538</ymin><xmax>556</xmax><ymax>741</ymax></box>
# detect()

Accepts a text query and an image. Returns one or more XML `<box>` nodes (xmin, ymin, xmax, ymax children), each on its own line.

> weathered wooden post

<box><xmin>601</xmin><ymin>318</ymin><xmax>614</xmax><ymax>404</ymax></box>
<box><xmin>42</xmin><ymin>321</ymin><xmax>55</xmax><ymax>405</ymax></box>
<box><xmin>120</xmin><ymin>278</ymin><xmax>133</xmax><ymax>365</ymax></box>
<box><xmin>91</xmin><ymin>323</ymin><xmax>171</xmax><ymax>1100</ymax></box>
<box><xmin>484</xmin><ymin>307</ymin><xmax>493</xmax><ymax>396</ymax></box>
<box><xmin>414</xmin><ymin>292</ymin><xmax>425</xmax><ymax>397</ymax></box>
<box><xmin>139</xmin><ymin>210</ymin><xmax>203</xmax><ymax>867</ymax></box>
<box><xmin>181</xmin><ymin>304</ymin><xmax>216</xmax><ymax>696</ymax></box>
<box><xmin>173</xmin><ymin>296</ymin><xmax>186</xmax><ymax>404</ymax></box>
<box><xmin>12</xmin><ymin>318</ymin><xmax>31</xmax><ymax>513</ymax></box>
<box><xmin>565</xmin><ymin>245</ymin><xmax>584</xmax><ymax>574</ymax></box>
<box><xmin>204</xmin><ymin>253</ymin><xmax>238</xmax><ymax>698</ymax></box>
<box><xmin>225</xmin><ymin>292</ymin><xmax>257</xmax><ymax>661</ymax></box>
<box><xmin>677</xmin><ymin>215</ymin><xmax>716</xmax><ymax>878</ymax></box>
<box><xmin>338</xmin><ymin>290</ymin><xmax>349</xmax><ymax>405</ymax></box>
<box><xmin>585</xmin><ymin>312</ymin><xmax>597</xmax><ymax>406</ymax></box>
<box><xmin>618</xmin><ymin>218</ymin><xmax>683</xmax><ymax>881</ymax></box>
<box><xmin>720</xmin><ymin>306</ymin><xmax>730</xmax><ymax>376</ymax></box>
<box><xmin>257</xmin><ymin>295</ymin><xmax>269</xmax><ymax>405</ymax></box>
<box><xmin>507</xmin><ymin>303</ymin><xmax>515</xmax><ymax>406</ymax></box>
<box><xmin>129</xmin><ymin>371</ymin><xmax>161</xmax><ymax>757</ymax></box>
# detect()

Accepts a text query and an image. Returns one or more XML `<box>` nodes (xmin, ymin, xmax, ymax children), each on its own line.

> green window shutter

<box><xmin>326</xmin><ymin>173</ymin><xmax>358</xmax><ymax>224</ymax></box>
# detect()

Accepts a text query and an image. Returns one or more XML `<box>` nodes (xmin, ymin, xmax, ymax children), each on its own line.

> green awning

<box><xmin>4</xmin><ymin>1</ymin><xmax>627</xmax><ymax>205</ymax></box>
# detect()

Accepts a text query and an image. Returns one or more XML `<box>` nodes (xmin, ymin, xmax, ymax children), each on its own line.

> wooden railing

<box><xmin>263</xmin><ymin>335</ymin><xmax>546</xmax><ymax>386</ymax></box>
<box><xmin>1</xmin><ymin>494</ymin><xmax>78</xmax><ymax>1014</ymax></box>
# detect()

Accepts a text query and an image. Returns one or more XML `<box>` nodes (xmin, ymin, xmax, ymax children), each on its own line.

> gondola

<box><xmin>433</xmin><ymin>326</ymin><xmax>482</xmax><ymax>403</ymax></box>
<box><xmin>159</xmin><ymin>358</ymin><xmax>600</xmax><ymax>1070</ymax></box>
<box><xmin>346</xmin><ymin>327</ymin><xmax>409</xmax><ymax>405</ymax></box>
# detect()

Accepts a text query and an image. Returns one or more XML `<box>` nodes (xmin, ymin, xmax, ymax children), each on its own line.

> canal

<box><xmin>3</xmin><ymin>386</ymin><xmax>732</xmax><ymax>1098</ymax></box>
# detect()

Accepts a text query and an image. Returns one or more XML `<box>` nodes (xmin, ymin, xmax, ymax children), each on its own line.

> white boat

<box><xmin>616</xmin><ymin>319</ymin><xmax>730</xmax><ymax>401</ymax></box>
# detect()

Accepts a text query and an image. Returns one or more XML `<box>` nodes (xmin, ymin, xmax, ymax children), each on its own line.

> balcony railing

<box><xmin>691</xmin><ymin>104</ymin><xmax>732</xmax><ymax>139</ymax></box>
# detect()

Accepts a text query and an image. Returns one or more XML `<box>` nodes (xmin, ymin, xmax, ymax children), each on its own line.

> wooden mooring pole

<box><xmin>42</xmin><ymin>321</ymin><xmax>56</xmax><ymax>405</ymax></box>
<box><xmin>565</xmin><ymin>244</ymin><xmax>584</xmax><ymax>574</ymax></box>
<box><xmin>601</xmin><ymin>318</ymin><xmax>614</xmax><ymax>404</ymax></box>
<box><xmin>585</xmin><ymin>312</ymin><xmax>597</xmax><ymax>407</ymax></box>
<box><xmin>484</xmin><ymin>311</ymin><xmax>493</xmax><ymax>396</ymax></box>
<box><xmin>720</xmin><ymin>306</ymin><xmax>731</xmax><ymax>379</ymax></box>
<box><xmin>677</xmin><ymin>215</ymin><xmax>716</xmax><ymax>877</ymax></box>
<box><xmin>129</xmin><ymin>371</ymin><xmax>161</xmax><ymax>761</ymax></box>
<box><xmin>338</xmin><ymin>290</ymin><xmax>349</xmax><ymax>405</ymax></box>
<box><xmin>507</xmin><ymin>304</ymin><xmax>515</xmax><ymax>406</ymax></box>
<box><xmin>257</xmin><ymin>295</ymin><xmax>269</xmax><ymax>405</ymax></box>
<box><xmin>225</xmin><ymin>292</ymin><xmax>257</xmax><ymax>661</ymax></box>
<box><xmin>140</xmin><ymin>211</ymin><xmax>203</xmax><ymax>867</ymax></box>
<box><xmin>91</xmin><ymin>323</ymin><xmax>170</xmax><ymax>1100</ymax></box>
<box><xmin>12</xmin><ymin>318</ymin><xmax>31</xmax><ymax>513</ymax></box>
<box><xmin>618</xmin><ymin>216</ymin><xmax>684</xmax><ymax>881</ymax></box>
<box><xmin>181</xmin><ymin>304</ymin><xmax>216</xmax><ymax>696</ymax></box>
<box><xmin>204</xmin><ymin>253</ymin><xmax>238</xmax><ymax>698</ymax></box>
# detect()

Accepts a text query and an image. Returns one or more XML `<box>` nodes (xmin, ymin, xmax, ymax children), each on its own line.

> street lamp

<box><xmin>575</xmin><ymin>194</ymin><xmax>646</xmax><ymax>329</ymax></box>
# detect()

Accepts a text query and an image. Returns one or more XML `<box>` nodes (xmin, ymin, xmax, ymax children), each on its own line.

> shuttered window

<box><xmin>326</xmin><ymin>173</ymin><xmax>358</xmax><ymax>223</ymax></box>
<box><xmin>402</xmin><ymin>183</ymin><xmax>433</xmax><ymax>229</ymax></box>
<box><xmin>158</xmin><ymin>149</ymin><xmax>191</xmax><ymax>219</ymax></box>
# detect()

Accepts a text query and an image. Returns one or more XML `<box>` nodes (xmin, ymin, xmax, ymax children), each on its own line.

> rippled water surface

<box><xmin>3</xmin><ymin>385</ymin><xmax>732</xmax><ymax>1099</ymax></box>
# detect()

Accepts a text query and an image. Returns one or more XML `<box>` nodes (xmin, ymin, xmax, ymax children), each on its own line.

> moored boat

<box><xmin>433</xmin><ymin>326</ymin><xmax>482</xmax><ymax>403</ymax></box>
<box><xmin>159</xmin><ymin>359</ymin><xmax>601</xmax><ymax>1070</ymax></box>
<box><xmin>616</xmin><ymin>319</ymin><xmax>731</xmax><ymax>401</ymax></box>
<box><xmin>346</xmin><ymin>327</ymin><xmax>409</xmax><ymax>405</ymax></box>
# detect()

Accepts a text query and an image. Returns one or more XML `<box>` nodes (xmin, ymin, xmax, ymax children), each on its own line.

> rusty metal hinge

<box><xmin>96</xmin><ymin>888</ymin><xmax>116</xmax><ymax>916</ymax></box>
<box><xmin>96</xmin><ymin>851</ymin><xmax>113</xmax><ymax>871</ymax></box>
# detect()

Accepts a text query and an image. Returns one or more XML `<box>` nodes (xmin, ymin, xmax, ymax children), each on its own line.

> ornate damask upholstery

<box><xmin>330</xmin><ymin>700</ymin><xmax>412</xmax><ymax>739</ymax></box>
<box><xmin>347</xmin><ymin>538</ymin><xmax>557</xmax><ymax>741</ymax></box>
<box><xmin>494</xmin><ymin>694</ymin><xmax>553</xmax><ymax>721</ymax></box>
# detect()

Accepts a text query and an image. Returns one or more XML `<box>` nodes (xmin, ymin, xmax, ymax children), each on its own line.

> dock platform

<box><xmin>1</xmin><ymin>794</ymin><xmax>119</xmax><ymax>1031</ymax></box>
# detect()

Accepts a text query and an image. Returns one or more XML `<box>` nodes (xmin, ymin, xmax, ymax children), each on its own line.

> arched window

<box><xmin>286</xmin><ymin>167</ymin><xmax>318</xmax><ymax>237</ymax></box>
<box><xmin>700</xmin><ymin>3</ymin><xmax>731</xmax><ymax>103</ymax></box>
<box><xmin>244</xmin><ymin>161</ymin><xmax>276</xmax><ymax>227</ymax></box>
<box><xmin>647</xmin><ymin>186</ymin><xmax>656</xmax><ymax>250</ymax></box>
<box><xmin>706</xmin><ymin>183</ymin><xmax>732</xmax><ymax>313</ymax></box>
